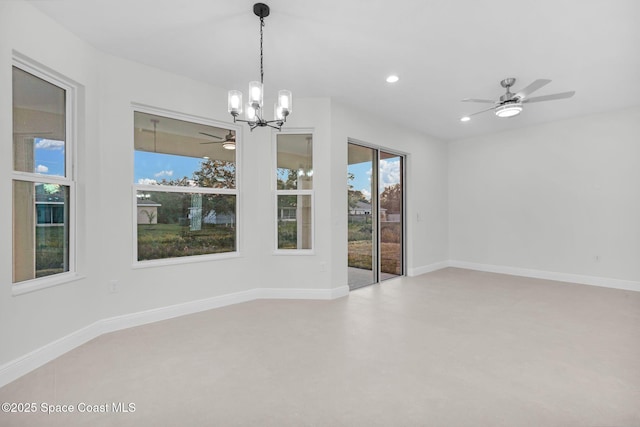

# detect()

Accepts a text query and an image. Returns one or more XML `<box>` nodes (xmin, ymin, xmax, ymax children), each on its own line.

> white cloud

<box><xmin>137</xmin><ymin>178</ymin><xmax>157</xmax><ymax>185</ymax></box>
<box><xmin>360</xmin><ymin>188</ymin><xmax>371</xmax><ymax>201</ymax></box>
<box><xmin>35</xmin><ymin>139</ymin><xmax>65</xmax><ymax>150</ymax></box>
<box><xmin>154</xmin><ymin>170</ymin><xmax>174</xmax><ymax>178</ymax></box>
<box><xmin>36</xmin><ymin>164</ymin><xmax>49</xmax><ymax>173</ymax></box>
<box><xmin>379</xmin><ymin>159</ymin><xmax>400</xmax><ymax>188</ymax></box>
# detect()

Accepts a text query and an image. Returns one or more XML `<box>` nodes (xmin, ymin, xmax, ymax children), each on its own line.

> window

<box><xmin>275</xmin><ymin>133</ymin><xmax>313</xmax><ymax>251</ymax></box>
<box><xmin>12</xmin><ymin>64</ymin><xmax>75</xmax><ymax>285</ymax></box>
<box><xmin>133</xmin><ymin>110</ymin><xmax>238</xmax><ymax>263</ymax></box>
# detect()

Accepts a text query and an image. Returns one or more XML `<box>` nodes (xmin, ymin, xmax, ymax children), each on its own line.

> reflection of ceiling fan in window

<box><xmin>199</xmin><ymin>131</ymin><xmax>236</xmax><ymax>150</ymax></box>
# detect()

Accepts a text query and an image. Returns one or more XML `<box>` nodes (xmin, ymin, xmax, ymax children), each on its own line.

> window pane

<box><xmin>12</xmin><ymin>67</ymin><xmax>66</xmax><ymax>176</ymax></box>
<box><xmin>277</xmin><ymin>195</ymin><xmax>312</xmax><ymax>249</ymax></box>
<box><xmin>137</xmin><ymin>191</ymin><xmax>236</xmax><ymax>261</ymax></box>
<box><xmin>276</xmin><ymin>134</ymin><xmax>313</xmax><ymax>190</ymax></box>
<box><xmin>13</xmin><ymin>181</ymin><xmax>70</xmax><ymax>282</ymax></box>
<box><xmin>134</xmin><ymin>111</ymin><xmax>236</xmax><ymax>189</ymax></box>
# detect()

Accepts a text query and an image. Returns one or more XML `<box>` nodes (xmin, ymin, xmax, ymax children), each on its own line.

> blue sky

<box><xmin>349</xmin><ymin>158</ymin><xmax>400</xmax><ymax>201</ymax></box>
<box><xmin>33</xmin><ymin>138</ymin><xmax>65</xmax><ymax>176</ymax></box>
<box><xmin>132</xmin><ymin>146</ymin><xmax>398</xmax><ymax>193</ymax></box>
<box><xmin>134</xmin><ymin>151</ymin><xmax>204</xmax><ymax>184</ymax></box>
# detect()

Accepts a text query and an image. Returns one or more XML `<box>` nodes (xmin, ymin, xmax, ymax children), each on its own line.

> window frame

<box><xmin>273</xmin><ymin>129</ymin><xmax>315</xmax><ymax>255</ymax></box>
<box><xmin>11</xmin><ymin>56</ymin><xmax>79</xmax><ymax>295</ymax></box>
<box><xmin>131</xmin><ymin>104</ymin><xmax>242</xmax><ymax>267</ymax></box>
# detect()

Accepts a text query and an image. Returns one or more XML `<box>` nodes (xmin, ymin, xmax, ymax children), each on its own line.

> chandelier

<box><xmin>227</xmin><ymin>3</ymin><xmax>292</xmax><ymax>131</ymax></box>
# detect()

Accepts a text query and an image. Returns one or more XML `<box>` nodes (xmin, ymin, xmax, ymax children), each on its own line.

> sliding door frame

<box><xmin>348</xmin><ymin>139</ymin><xmax>407</xmax><ymax>285</ymax></box>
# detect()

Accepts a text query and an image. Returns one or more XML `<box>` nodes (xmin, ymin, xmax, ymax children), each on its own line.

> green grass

<box><xmin>137</xmin><ymin>223</ymin><xmax>235</xmax><ymax>261</ymax></box>
<box><xmin>36</xmin><ymin>226</ymin><xmax>66</xmax><ymax>277</ymax></box>
<box><xmin>348</xmin><ymin>221</ymin><xmax>401</xmax><ymax>274</ymax></box>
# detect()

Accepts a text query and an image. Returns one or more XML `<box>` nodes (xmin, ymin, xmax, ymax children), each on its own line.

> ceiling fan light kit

<box><xmin>495</xmin><ymin>102</ymin><xmax>523</xmax><ymax>118</ymax></box>
<box><xmin>461</xmin><ymin>77</ymin><xmax>575</xmax><ymax>121</ymax></box>
<box><xmin>227</xmin><ymin>3</ymin><xmax>292</xmax><ymax>131</ymax></box>
<box><xmin>199</xmin><ymin>131</ymin><xmax>237</xmax><ymax>150</ymax></box>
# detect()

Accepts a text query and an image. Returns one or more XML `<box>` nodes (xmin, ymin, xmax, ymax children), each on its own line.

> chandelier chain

<box><xmin>260</xmin><ymin>16</ymin><xmax>264</xmax><ymax>84</ymax></box>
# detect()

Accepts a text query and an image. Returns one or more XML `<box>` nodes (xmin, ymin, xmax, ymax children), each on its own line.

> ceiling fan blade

<box><xmin>515</xmin><ymin>79</ymin><xmax>551</xmax><ymax>99</ymax></box>
<box><xmin>522</xmin><ymin>91</ymin><xmax>576</xmax><ymax>103</ymax></box>
<box><xmin>462</xmin><ymin>98</ymin><xmax>496</xmax><ymax>104</ymax></box>
<box><xmin>200</xmin><ymin>141</ymin><xmax>223</xmax><ymax>145</ymax></box>
<box><xmin>199</xmin><ymin>132</ymin><xmax>222</xmax><ymax>139</ymax></box>
<box><xmin>464</xmin><ymin>106</ymin><xmax>497</xmax><ymax>118</ymax></box>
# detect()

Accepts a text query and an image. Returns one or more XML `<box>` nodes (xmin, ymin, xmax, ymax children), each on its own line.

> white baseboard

<box><xmin>449</xmin><ymin>260</ymin><xmax>640</xmax><ymax>292</ymax></box>
<box><xmin>407</xmin><ymin>261</ymin><xmax>450</xmax><ymax>277</ymax></box>
<box><xmin>0</xmin><ymin>286</ymin><xmax>348</xmax><ymax>388</ymax></box>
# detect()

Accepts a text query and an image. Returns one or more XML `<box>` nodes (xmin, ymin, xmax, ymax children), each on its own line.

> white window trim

<box><xmin>273</xmin><ymin>128</ymin><xmax>315</xmax><ymax>255</ymax></box>
<box><xmin>131</xmin><ymin>104</ymin><xmax>242</xmax><ymax>266</ymax></box>
<box><xmin>11</xmin><ymin>54</ymin><xmax>80</xmax><ymax>295</ymax></box>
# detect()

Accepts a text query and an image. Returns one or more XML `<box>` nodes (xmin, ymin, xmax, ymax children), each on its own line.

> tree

<box><xmin>347</xmin><ymin>172</ymin><xmax>368</xmax><ymax>209</ymax></box>
<box><xmin>147</xmin><ymin>159</ymin><xmax>237</xmax><ymax>224</ymax></box>
<box><xmin>141</xmin><ymin>209</ymin><xmax>156</xmax><ymax>225</ymax></box>
<box><xmin>193</xmin><ymin>159</ymin><xmax>235</xmax><ymax>189</ymax></box>
<box><xmin>277</xmin><ymin>167</ymin><xmax>299</xmax><ymax>190</ymax></box>
<box><xmin>380</xmin><ymin>183</ymin><xmax>401</xmax><ymax>214</ymax></box>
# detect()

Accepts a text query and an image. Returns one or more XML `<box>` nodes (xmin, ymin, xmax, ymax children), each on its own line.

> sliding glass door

<box><xmin>379</xmin><ymin>151</ymin><xmax>403</xmax><ymax>281</ymax></box>
<box><xmin>347</xmin><ymin>142</ymin><xmax>404</xmax><ymax>290</ymax></box>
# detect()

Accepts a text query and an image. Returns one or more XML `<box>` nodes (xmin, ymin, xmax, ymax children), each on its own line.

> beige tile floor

<box><xmin>1</xmin><ymin>268</ymin><xmax>639</xmax><ymax>426</ymax></box>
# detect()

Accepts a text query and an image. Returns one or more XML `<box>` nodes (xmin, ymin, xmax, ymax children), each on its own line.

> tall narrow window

<box><xmin>12</xmin><ymin>65</ymin><xmax>74</xmax><ymax>284</ymax></box>
<box><xmin>133</xmin><ymin>110</ymin><xmax>238</xmax><ymax>263</ymax></box>
<box><xmin>275</xmin><ymin>133</ymin><xmax>313</xmax><ymax>251</ymax></box>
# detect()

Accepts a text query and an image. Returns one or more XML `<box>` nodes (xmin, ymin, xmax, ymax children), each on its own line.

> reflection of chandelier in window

<box><xmin>297</xmin><ymin>136</ymin><xmax>313</xmax><ymax>178</ymax></box>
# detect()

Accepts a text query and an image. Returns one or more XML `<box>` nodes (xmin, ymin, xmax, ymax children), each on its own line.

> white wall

<box><xmin>0</xmin><ymin>1</ymin><xmax>450</xmax><ymax>373</ymax></box>
<box><xmin>449</xmin><ymin>107</ymin><xmax>640</xmax><ymax>283</ymax></box>
<box><xmin>330</xmin><ymin>102</ymin><xmax>450</xmax><ymax>281</ymax></box>
<box><xmin>0</xmin><ymin>0</ymin><xmax>102</xmax><ymax>368</ymax></box>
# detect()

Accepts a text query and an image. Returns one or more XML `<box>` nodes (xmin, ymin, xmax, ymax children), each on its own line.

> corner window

<box><xmin>12</xmin><ymin>65</ymin><xmax>75</xmax><ymax>285</ymax></box>
<box><xmin>133</xmin><ymin>110</ymin><xmax>238</xmax><ymax>263</ymax></box>
<box><xmin>275</xmin><ymin>133</ymin><xmax>313</xmax><ymax>251</ymax></box>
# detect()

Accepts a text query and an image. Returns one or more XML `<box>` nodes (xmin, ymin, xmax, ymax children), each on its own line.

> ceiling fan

<box><xmin>199</xmin><ymin>131</ymin><xmax>236</xmax><ymax>150</ymax></box>
<box><xmin>460</xmin><ymin>78</ymin><xmax>575</xmax><ymax>121</ymax></box>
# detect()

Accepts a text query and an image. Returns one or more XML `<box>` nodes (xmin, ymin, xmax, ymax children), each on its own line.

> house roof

<box><xmin>137</xmin><ymin>199</ymin><xmax>161</xmax><ymax>207</ymax></box>
<box><xmin>353</xmin><ymin>201</ymin><xmax>372</xmax><ymax>210</ymax></box>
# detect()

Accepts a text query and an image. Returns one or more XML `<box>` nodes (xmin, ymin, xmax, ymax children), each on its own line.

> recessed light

<box><xmin>460</xmin><ymin>116</ymin><xmax>471</xmax><ymax>122</ymax></box>
<box><xmin>386</xmin><ymin>75</ymin><xmax>399</xmax><ymax>83</ymax></box>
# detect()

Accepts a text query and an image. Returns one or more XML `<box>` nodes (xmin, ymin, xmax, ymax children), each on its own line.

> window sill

<box><xmin>272</xmin><ymin>249</ymin><xmax>316</xmax><ymax>256</ymax></box>
<box><xmin>132</xmin><ymin>251</ymin><xmax>241</xmax><ymax>269</ymax></box>
<box><xmin>12</xmin><ymin>273</ymin><xmax>85</xmax><ymax>296</ymax></box>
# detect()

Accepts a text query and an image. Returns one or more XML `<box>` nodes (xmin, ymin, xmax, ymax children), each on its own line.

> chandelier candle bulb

<box><xmin>275</xmin><ymin>104</ymin><xmax>284</xmax><ymax>121</ymax></box>
<box><xmin>228</xmin><ymin>90</ymin><xmax>243</xmax><ymax>116</ymax></box>
<box><xmin>246</xmin><ymin>105</ymin><xmax>257</xmax><ymax>122</ymax></box>
<box><xmin>248</xmin><ymin>81</ymin><xmax>263</xmax><ymax>107</ymax></box>
<box><xmin>278</xmin><ymin>89</ymin><xmax>292</xmax><ymax>115</ymax></box>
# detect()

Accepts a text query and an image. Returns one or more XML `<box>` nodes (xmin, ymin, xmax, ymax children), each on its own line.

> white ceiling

<box><xmin>27</xmin><ymin>0</ymin><xmax>640</xmax><ymax>141</ymax></box>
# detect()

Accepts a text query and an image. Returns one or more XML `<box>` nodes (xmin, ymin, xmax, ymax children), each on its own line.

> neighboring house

<box><xmin>203</xmin><ymin>210</ymin><xmax>235</xmax><ymax>225</ymax></box>
<box><xmin>386</xmin><ymin>213</ymin><xmax>401</xmax><ymax>223</ymax></box>
<box><xmin>35</xmin><ymin>185</ymin><xmax>65</xmax><ymax>226</ymax></box>
<box><xmin>349</xmin><ymin>201</ymin><xmax>388</xmax><ymax>221</ymax></box>
<box><xmin>137</xmin><ymin>198</ymin><xmax>161</xmax><ymax>224</ymax></box>
<box><xmin>349</xmin><ymin>201</ymin><xmax>372</xmax><ymax>215</ymax></box>
<box><xmin>275</xmin><ymin>206</ymin><xmax>296</xmax><ymax>222</ymax></box>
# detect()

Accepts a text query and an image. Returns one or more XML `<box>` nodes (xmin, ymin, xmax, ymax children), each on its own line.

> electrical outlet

<box><xmin>108</xmin><ymin>279</ymin><xmax>119</xmax><ymax>293</ymax></box>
